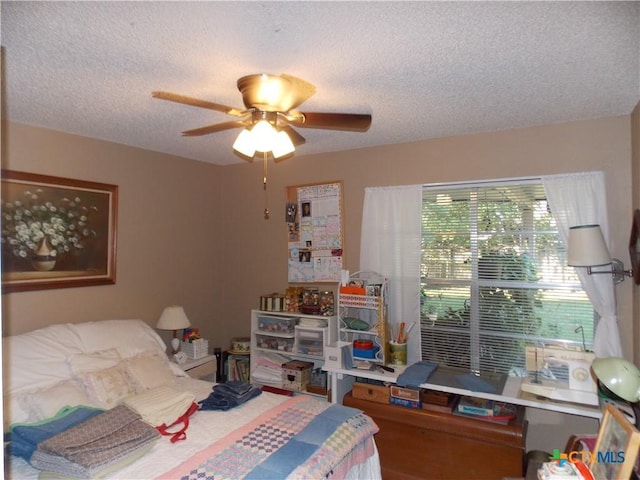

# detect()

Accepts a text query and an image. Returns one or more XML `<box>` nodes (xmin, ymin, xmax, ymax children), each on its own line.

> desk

<box><xmin>325</xmin><ymin>365</ymin><xmax>602</xmax><ymax>419</ymax></box>
<box><xmin>344</xmin><ymin>390</ymin><xmax>527</xmax><ymax>479</ymax></box>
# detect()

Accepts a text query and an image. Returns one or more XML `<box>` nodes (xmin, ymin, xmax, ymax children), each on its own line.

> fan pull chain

<box><xmin>263</xmin><ymin>152</ymin><xmax>270</xmax><ymax>220</ymax></box>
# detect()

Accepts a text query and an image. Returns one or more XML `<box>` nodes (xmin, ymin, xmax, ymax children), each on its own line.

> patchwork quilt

<box><xmin>157</xmin><ymin>395</ymin><xmax>379</xmax><ymax>480</ymax></box>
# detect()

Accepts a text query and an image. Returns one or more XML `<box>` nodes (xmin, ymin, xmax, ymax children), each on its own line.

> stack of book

<box><xmin>454</xmin><ymin>396</ymin><xmax>517</xmax><ymax>424</ymax></box>
<box><xmin>226</xmin><ymin>355</ymin><xmax>250</xmax><ymax>382</ymax></box>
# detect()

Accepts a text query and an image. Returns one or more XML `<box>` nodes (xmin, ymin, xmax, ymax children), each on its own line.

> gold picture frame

<box><xmin>589</xmin><ymin>404</ymin><xmax>640</xmax><ymax>480</ymax></box>
<box><xmin>1</xmin><ymin>170</ymin><xmax>118</xmax><ymax>293</ymax></box>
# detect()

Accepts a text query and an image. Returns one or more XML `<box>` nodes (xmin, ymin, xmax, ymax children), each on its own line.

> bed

<box><xmin>3</xmin><ymin>319</ymin><xmax>381</xmax><ymax>479</ymax></box>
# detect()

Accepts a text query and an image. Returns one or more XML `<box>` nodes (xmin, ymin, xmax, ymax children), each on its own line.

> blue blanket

<box><xmin>396</xmin><ymin>361</ymin><xmax>438</xmax><ymax>387</ymax></box>
<box><xmin>9</xmin><ymin>406</ymin><xmax>103</xmax><ymax>461</ymax></box>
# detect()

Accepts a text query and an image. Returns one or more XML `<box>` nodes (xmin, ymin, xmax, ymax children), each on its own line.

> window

<box><xmin>420</xmin><ymin>179</ymin><xmax>594</xmax><ymax>375</ymax></box>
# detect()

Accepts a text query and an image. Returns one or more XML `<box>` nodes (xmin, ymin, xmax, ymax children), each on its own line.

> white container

<box><xmin>324</xmin><ymin>341</ymin><xmax>352</xmax><ymax>369</ymax></box>
<box><xmin>181</xmin><ymin>338</ymin><xmax>209</xmax><ymax>359</ymax></box>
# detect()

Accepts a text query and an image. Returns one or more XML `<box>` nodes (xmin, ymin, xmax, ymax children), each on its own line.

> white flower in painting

<box><xmin>1</xmin><ymin>190</ymin><xmax>98</xmax><ymax>259</ymax></box>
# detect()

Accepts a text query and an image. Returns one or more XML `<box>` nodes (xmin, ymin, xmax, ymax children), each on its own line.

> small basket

<box><xmin>339</xmin><ymin>293</ymin><xmax>380</xmax><ymax>309</ymax></box>
<box><xmin>180</xmin><ymin>338</ymin><xmax>209</xmax><ymax>359</ymax></box>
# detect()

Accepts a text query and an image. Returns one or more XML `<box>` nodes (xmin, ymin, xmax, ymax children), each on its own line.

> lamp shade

<box><xmin>251</xmin><ymin>120</ymin><xmax>277</xmax><ymax>152</ymax></box>
<box><xmin>567</xmin><ymin>224</ymin><xmax>612</xmax><ymax>267</ymax></box>
<box><xmin>271</xmin><ymin>130</ymin><xmax>295</xmax><ymax>158</ymax></box>
<box><xmin>156</xmin><ymin>305</ymin><xmax>191</xmax><ymax>331</ymax></box>
<box><xmin>232</xmin><ymin>122</ymin><xmax>295</xmax><ymax>160</ymax></box>
<box><xmin>592</xmin><ymin>357</ymin><xmax>640</xmax><ymax>403</ymax></box>
<box><xmin>232</xmin><ymin>129</ymin><xmax>256</xmax><ymax>158</ymax></box>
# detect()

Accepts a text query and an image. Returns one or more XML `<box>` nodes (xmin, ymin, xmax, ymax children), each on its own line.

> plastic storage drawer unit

<box><xmin>258</xmin><ymin>315</ymin><xmax>299</xmax><ymax>334</ymax></box>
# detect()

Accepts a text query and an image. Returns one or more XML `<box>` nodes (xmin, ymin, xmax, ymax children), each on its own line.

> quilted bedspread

<box><xmin>156</xmin><ymin>395</ymin><xmax>379</xmax><ymax>480</ymax></box>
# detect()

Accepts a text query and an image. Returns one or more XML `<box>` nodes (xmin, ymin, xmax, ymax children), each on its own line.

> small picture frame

<box><xmin>589</xmin><ymin>404</ymin><xmax>640</xmax><ymax>480</ymax></box>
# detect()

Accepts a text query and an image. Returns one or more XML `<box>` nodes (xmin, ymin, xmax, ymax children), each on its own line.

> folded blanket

<box><xmin>30</xmin><ymin>404</ymin><xmax>160</xmax><ymax>479</ymax></box>
<box><xmin>198</xmin><ymin>381</ymin><xmax>262</xmax><ymax>411</ymax></box>
<box><xmin>396</xmin><ymin>361</ymin><xmax>438</xmax><ymax>387</ymax></box>
<box><xmin>9</xmin><ymin>406</ymin><xmax>104</xmax><ymax>462</ymax></box>
<box><xmin>123</xmin><ymin>385</ymin><xmax>196</xmax><ymax>427</ymax></box>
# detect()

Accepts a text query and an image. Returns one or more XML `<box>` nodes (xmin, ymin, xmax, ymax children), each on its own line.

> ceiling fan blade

<box><xmin>182</xmin><ymin>120</ymin><xmax>249</xmax><ymax>137</ymax></box>
<box><xmin>279</xmin><ymin>74</ymin><xmax>316</xmax><ymax>111</ymax></box>
<box><xmin>289</xmin><ymin>111</ymin><xmax>372</xmax><ymax>132</ymax></box>
<box><xmin>279</xmin><ymin>125</ymin><xmax>306</xmax><ymax>146</ymax></box>
<box><xmin>152</xmin><ymin>91</ymin><xmax>248</xmax><ymax>117</ymax></box>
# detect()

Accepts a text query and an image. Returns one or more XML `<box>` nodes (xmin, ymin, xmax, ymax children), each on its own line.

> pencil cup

<box><xmin>389</xmin><ymin>341</ymin><xmax>407</xmax><ymax>365</ymax></box>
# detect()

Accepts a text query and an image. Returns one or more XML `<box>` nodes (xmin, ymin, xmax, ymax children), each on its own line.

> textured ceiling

<box><xmin>2</xmin><ymin>1</ymin><xmax>639</xmax><ymax>166</ymax></box>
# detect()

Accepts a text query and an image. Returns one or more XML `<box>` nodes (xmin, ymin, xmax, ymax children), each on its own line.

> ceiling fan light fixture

<box><xmin>251</xmin><ymin>120</ymin><xmax>277</xmax><ymax>152</ymax></box>
<box><xmin>232</xmin><ymin>128</ymin><xmax>256</xmax><ymax>158</ymax></box>
<box><xmin>272</xmin><ymin>130</ymin><xmax>295</xmax><ymax>159</ymax></box>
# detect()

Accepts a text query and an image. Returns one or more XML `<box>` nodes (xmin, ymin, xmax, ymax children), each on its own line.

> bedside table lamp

<box><xmin>592</xmin><ymin>357</ymin><xmax>640</xmax><ymax>427</ymax></box>
<box><xmin>157</xmin><ymin>305</ymin><xmax>191</xmax><ymax>355</ymax></box>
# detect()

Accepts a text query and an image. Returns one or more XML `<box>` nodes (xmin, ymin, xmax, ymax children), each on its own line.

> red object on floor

<box><xmin>261</xmin><ymin>385</ymin><xmax>294</xmax><ymax>396</ymax></box>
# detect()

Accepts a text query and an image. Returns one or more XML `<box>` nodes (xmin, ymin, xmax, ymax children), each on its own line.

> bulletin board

<box><xmin>285</xmin><ymin>181</ymin><xmax>344</xmax><ymax>283</ymax></box>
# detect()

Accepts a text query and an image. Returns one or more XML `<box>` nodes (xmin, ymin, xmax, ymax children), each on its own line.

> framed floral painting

<box><xmin>1</xmin><ymin>170</ymin><xmax>118</xmax><ymax>293</ymax></box>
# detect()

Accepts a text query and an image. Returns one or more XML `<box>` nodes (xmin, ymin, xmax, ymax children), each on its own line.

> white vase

<box><xmin>31</xmin><ymin>237</ymin><xmax>56</xmax><ymax>271</ymax></box>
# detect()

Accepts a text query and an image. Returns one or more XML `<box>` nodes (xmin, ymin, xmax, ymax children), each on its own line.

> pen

<box><xmin>396</xmin><ymin>322</ymin><xmax>405</xmax><ymax>343</ymax></box>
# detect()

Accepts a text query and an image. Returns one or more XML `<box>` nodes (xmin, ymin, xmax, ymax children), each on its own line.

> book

<box><xmin>455</xmin><ymin>396</ymin><xmax>517</xmax><ymax>424</ymax></box>
<box><xmin>457</xmin><ymin>396</ymin><xmax>516</xmax><ymax>417</ymax></box>
<box><xmin>453</xmin><ymin>409</ymin><xmax>516</xmax><ymax>425</ymax></box>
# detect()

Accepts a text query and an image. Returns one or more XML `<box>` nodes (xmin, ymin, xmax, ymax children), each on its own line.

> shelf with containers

<box><xmin>250</xmin><ymin>309</ymin><xmax>337</xmax><ymax>398</ymax></box>
<box><xmin>338</xmin><ymin>271</ymin><xmax>388</xmax><ymax>365</ymax></box>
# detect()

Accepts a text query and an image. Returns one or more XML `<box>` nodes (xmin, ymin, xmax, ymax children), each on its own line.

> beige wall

<box><xmin>2</xmin><ymin>116</ymin><xmax>635</xmax><ymax>355</ymax></box>
<box><xmin>1</xmin><ymin>115</ymin><xmax>635</xmax><ymax>452</ymax></box>
<box><xmin>0</xmin><ymin>123</ymin><xmax>227</xmax><ymax>350</ymax></box>
<box><xmin>221</xmin><ymin>114</ymin><xmax>636</xmax><ymax>361</ymax></box>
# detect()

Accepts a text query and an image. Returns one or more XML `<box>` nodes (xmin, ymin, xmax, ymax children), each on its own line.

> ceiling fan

<box><xmin>152</xmin><ymin>73</ymin><xmax>372</xmax><ymax>160</ymax></box>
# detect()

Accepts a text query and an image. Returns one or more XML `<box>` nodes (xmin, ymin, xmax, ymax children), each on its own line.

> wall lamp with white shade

<box><xmin>567</xmin><ymin>224</ymin><xmax>633</xmax><ymax>284</ymax></box>
<box><xmin>156</xmin><ymin>305</ymin><xmax>191</xmax><ymax>355</ymax></box>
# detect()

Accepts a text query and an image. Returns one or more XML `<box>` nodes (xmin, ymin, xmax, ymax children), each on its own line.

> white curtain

<box><xmin>360</xmin><ymin>185</ymin><xmax>423</xmax><ymax>364</ymax></box>
<box><xmin>542</xmin><ymin>171</ymin><xmax>623</xmax><ymax>357</ymax></box>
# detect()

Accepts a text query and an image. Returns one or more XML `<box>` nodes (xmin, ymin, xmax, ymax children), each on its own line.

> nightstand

<box><xmin>179</xmin><ymin>355</ymin><xmax>217</xmax><ymax>381</ymax></box>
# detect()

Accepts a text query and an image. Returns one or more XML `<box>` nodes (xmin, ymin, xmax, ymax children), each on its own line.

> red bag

<box><xmin>156</xmin><ymin>402</ymin><xmax>199</xmax><ymax>443</ymax></box>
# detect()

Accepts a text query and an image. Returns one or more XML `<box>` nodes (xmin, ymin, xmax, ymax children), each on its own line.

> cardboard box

<box><xmin>390</xmin><ymin>385</ymin><xmax>421</xmax><ymax>402</ymax></box>
<box><xmin>305</xmin><ymin>384</ymin><xmax>328</xmax><ymax>396</ymax></box>
<box><xmin>421</xmin><ymin>390</ymin><xmax>459</xmax><ymax>414</ymax></box>
<box><xmin>282</xmin><ymin>360</ymin><xmax>313</xmax><ymax>391</ymax></box>
<box><xmin>339</xmin><ymin>286</ymin><xmax>366</xmax><ymax>295</ymax></box>
<box><xmin>390</xmin><ymin>396</ymin><xmax>422</xmax><ymax>409</ymax></box>
<box><xmin>352</xmin><ymin>382</ymin><xmax>390</xmax><ymax>404</ymax></box>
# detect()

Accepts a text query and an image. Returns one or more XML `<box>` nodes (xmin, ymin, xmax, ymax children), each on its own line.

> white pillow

<box><xmin>3</xmin><ymin>323</ymin><xmax>85</xmax><ymax>395</ymax></box>
<box><xmin>77</xmin><ymin>365</ymin><xmax>137</xmax><ymax>409</ymax></box>
<box><xmin>24</xmin><ymin>379</ymin><xmax>101</xmax><ymax>421</ymax></box>
<box><xmin>68</xmin><ymin>348</ymin><xmax>122</xmax><ymax>375</ymax></box>
<box><xmin>70</xmin><ymin>319</ymin><xmax>168</xmax><ymax>359</ymax></box>
<box><xmin>3</xmin><ymin>393</ymin><xmax>36</xmax><ymax>430</ymax></box>
<box><xmin>124</xmin><ymin>354</ymin><xmax>176</xmax><ymax>392</ymax></box>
